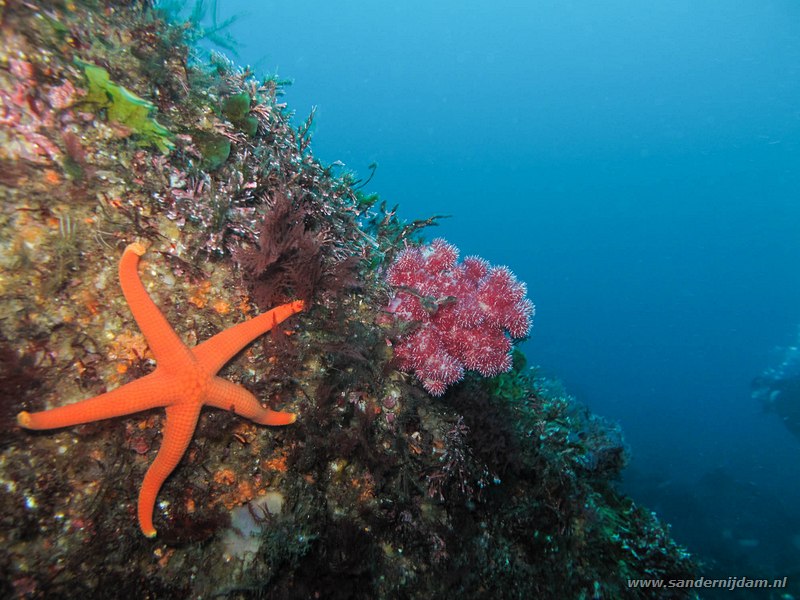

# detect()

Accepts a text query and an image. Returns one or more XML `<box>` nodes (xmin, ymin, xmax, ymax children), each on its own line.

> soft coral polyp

<box><xmin>385</xmin><ymin>239</ymin><xmax>534</xmax><ymax>395</ymax></box>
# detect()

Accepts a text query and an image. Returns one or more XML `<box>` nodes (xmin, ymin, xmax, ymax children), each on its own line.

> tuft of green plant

<box><xmin>193</xmin><ymin>130</ymin><xmax>231</xmax><ymax>171</ymax></box>
<box><xmin>75</xmin><ymin>59</ymin><xmax>175</xmax><ymax>153</ymax></box>
<box><xmin>221</xmin><ymin>92</ymin><xmax>258</xmax><ymax>136</ymax></box>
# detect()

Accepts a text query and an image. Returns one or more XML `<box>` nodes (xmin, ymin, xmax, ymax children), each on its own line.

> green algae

<box><xmin>75</xmin><ymin>58</ymin><xmax>175</xmax><ymax>153</ymax></box>
<box><xmin>221</xmin><ymin>92</ymin><xmax>258</xmax><ymax>136</ymax></box>
<box><xmin>194</xmin><ymin>130</ymin><xmax>231</xmax><ymax>171</ymax></box>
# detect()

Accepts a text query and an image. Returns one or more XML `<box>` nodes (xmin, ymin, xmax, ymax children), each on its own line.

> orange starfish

<box><xmin>17</xmin><ymin>243</ymin><xmax>304</xmax><ymax>537</ymax></box>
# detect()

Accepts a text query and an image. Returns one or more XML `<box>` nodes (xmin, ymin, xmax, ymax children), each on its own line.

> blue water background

<box><xmin>206</xmin><ymin>0</ymin><xmax>800</xmax><ymax>572</ymax></box>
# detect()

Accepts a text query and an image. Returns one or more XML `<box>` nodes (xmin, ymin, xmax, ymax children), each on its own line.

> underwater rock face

<box><xmin>0</xmin><ymin>2</ymin><xmax>696</xmax><ymax>599</ymax></box>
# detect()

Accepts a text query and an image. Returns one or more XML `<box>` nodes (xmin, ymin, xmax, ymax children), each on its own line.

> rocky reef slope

<box><xmin>0</xmin><ymin>2</ymin><xmax>695</xmax><ymax>598</ymax></box>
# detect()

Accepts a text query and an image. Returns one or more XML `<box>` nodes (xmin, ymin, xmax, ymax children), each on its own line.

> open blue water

<box><xmin>206</xmin><ymin>0</ymin><xmax>800</xmax><ymax>585</ymax></box>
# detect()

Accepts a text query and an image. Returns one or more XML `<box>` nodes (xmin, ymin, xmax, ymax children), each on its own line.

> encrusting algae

<box><xmin>0</xmin><ymin>1</ymin><xmax>698</xmax><ymax>599</ymax></box>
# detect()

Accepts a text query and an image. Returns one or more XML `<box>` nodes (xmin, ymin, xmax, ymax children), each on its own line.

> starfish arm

<box><xmin>138</xmin><ymin>402</ymin><xmax>202</xmax><ymax>537</ymax></box>
<box><xmin>205</xmin><ymin>377</ymin><xmax>296</xmax><ymax>426</ymax></box>
<box><xmin>193</xmin><ymin>300</ymin><xmax>304</xmax><ymax>374</ymax></box>
<box><xmin>119</xmin><ymin>243</ymin><xmax>195</xmax><ymax>372</ymax></box>
<box><xmin>17</xmin><ymin>372</ymin><xmax>173</xmax><ymax>430</ymax></box>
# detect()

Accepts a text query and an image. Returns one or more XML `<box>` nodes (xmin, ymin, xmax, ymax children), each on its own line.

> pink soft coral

<box><xmin>385</xmin><ymin>239</ymin><xmax>534</xmax><ymax>395</ymax></box>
